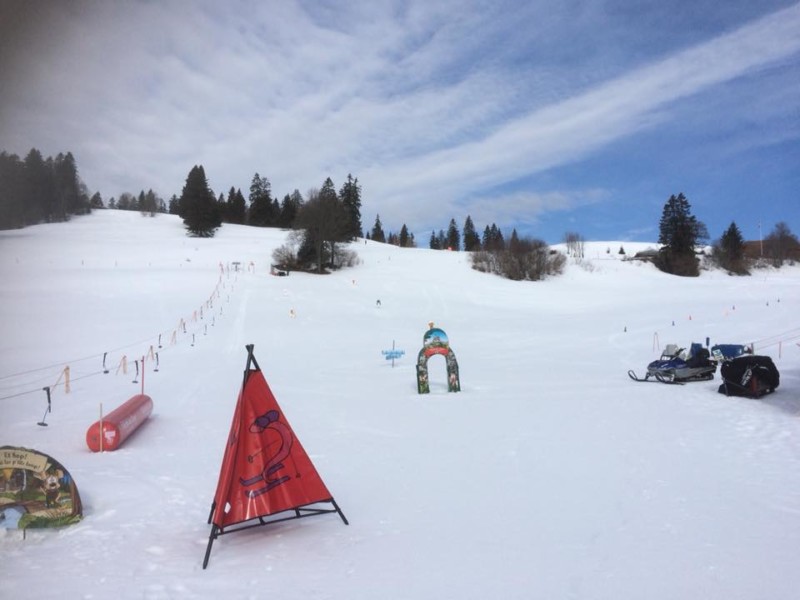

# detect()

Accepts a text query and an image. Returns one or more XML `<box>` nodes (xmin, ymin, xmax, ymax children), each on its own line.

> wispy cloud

<box><xmin>1</xmin><ymin>1</ymin><xmax>798</xmax><ymax>240</ymax></box>
<box><xmin>363</xmin><ymin>3</ymin><xmax>800</xmax><ymax>216</ymax></box>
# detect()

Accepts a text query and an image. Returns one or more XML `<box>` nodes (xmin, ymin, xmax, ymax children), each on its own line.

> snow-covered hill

<box><xmin>2</xmin><ymin>210</ymin><xmax>799</xmax><ymax>599</ymax></box>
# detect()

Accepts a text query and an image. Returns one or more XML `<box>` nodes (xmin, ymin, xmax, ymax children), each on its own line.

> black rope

<box><xmin>0</xmin><ymin>370</ymin><xmax>105</xmax><ymax>401</ymax></box>
<box><xmin>0</xmin><ymin>334</ymin><xmax>159</xmax><ymax>381</ymax></box>
<box><xmin>0</xmin><ymin>387</ymin><xmax>41</xmax><ymax>401</ymax></box>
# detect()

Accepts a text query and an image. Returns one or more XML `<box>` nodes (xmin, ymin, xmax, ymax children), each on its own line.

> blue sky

<box><xmin>1</xmin><ymin>0</ymin><xmax>797</xmax><ymax>244</ymax></box>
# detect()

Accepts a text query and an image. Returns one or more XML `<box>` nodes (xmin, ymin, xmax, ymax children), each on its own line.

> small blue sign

<box><xmin>381</xmin><ymin>341</ymin><xmax>405</xmax><ymax>367</ymax></box>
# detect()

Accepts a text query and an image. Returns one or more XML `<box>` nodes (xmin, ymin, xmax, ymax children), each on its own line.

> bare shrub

<box><xmin>470</xmin><ymin>250</ymin><xmax>497</xmax><ymax>274</ymax></box>
<box><xmin>271</xmin><ymin>230</ymin><xmax>304</xmax><ymax>270</ymax></box>
<box><xmin>470</xmin><ymin>237</ymin><xmax>564</xmax><ymax>281</ymax></box>
<box><xmin>564</xmin><ymin>231</ymin><xmax>585</xmax><ymax>259</ymax></box>
<box><xmin>333</xmin><ymin>247</ymin><xmax>359</xmax><ymax>268</ymax></box>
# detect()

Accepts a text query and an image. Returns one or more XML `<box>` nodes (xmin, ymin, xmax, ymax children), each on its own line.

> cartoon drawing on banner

<box><xmin>0</xmin><ymin>446</ymin><xmax>83</xmax><ymax>530</ymax></box>
<box><xmin>239</xmin><ymin>410</ymin><xmax>294</xmax><ymax>498</ymax></box>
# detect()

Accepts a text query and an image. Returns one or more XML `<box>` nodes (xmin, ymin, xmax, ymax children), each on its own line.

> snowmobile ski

<box><xmin>628</xmin><ymin>370</ymin><xmax>654</xmax><ymax>382</ymax></box>
<box><xmin>653</xmin><ymin>372</ymin><xmax>685</xmax><ymax>385</ymax></box>
<box><xmin>628</xmin><ymin>370</ymin><xmax>684</xmax><ymax>384</ymax></box>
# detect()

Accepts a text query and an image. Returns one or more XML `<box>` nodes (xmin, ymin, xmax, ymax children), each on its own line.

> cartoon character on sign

<box><xmin>42</xmin><ymin>472</ymin><xmax>61</xmax><ymax>507</ymax></box>
<box><xmin>239</xmin><ymin>410</ymin><xmax>293</xmax><ymax>499</ymax></box>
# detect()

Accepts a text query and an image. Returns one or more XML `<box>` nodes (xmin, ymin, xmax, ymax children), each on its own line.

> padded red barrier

<box><xmin>86</xmin><ymin>394</ymin><xmax>153</xmax><ymax>452</ymax></box>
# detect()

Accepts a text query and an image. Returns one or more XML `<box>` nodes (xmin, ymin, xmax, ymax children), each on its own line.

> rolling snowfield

<box><xmin>2</xmin><ymin>210</ymin><xmax>799</xmax><ymax>599</ymax></box>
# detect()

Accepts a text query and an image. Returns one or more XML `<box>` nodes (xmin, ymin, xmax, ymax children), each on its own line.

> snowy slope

<box><xmin>2</xmin><ymin>210</ymin><xmax>799</xmax><ymax>600</ymax></box>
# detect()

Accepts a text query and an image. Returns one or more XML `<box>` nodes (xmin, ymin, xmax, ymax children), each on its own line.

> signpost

<box><xmin>381</xmin><ymin>340</ymin><xmax>405</xmax><ymax>367</ymax></box>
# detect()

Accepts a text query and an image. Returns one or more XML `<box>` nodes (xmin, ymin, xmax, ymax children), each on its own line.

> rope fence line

<box><xmin>750</xmin><ymin>329</ymin><xmax>800</xmax><ymax>359</ymax></box>
<box><xmin>0</xmin><ymin>262</ymin><xmax>246</xmax><ymax>403</ymax></box>
<box><xmin>646</xmin><ymin>293</ymin><xmax>798</xmax><ymax>358</ymax></box>
<box><xmin>750</xmin><ymin>327</ymin><xmax>800</xmax><ymax>350</ymax></box>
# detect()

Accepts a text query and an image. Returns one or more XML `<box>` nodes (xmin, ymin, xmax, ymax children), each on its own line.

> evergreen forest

<box><xmin>1</xmin><ymin>148</ymin><xmax>797</xmax><ymax>278</ymax></box>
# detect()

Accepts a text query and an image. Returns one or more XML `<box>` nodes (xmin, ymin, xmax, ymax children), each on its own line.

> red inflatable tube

<box><xmin>86</xmin><ymin>394</ymin><xmax>153</xmax><ymax>452</ymax></box>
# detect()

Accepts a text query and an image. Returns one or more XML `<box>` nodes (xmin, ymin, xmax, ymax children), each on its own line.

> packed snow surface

<box><xmin>2</xmin><ymin>211</ymin><xmax>799</xmax><ymax>599</ymax></box>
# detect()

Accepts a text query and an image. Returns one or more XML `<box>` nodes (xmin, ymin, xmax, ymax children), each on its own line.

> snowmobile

<box><xmin>628</xmin><ymin>343</ymin><xmax>716</xmax><ymax>384</ymax></box>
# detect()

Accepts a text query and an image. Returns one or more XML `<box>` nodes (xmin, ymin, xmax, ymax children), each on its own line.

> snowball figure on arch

<box><xmin>416</xmin><ymin>324</ymin><xmax>460</xmax><ymax>394</ymax></box>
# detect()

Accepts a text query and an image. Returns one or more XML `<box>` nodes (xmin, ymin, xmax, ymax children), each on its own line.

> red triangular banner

<box><xmin>210</xmin><ymin>367</ymin><xmax>333</xmax><ymax>529</ymax></box>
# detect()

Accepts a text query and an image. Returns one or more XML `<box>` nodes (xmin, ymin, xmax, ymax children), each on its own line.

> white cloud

<box><xmin>1</xmin><ymin>0</ymin><xmax>798</xmax><ymax>238</ymax></box>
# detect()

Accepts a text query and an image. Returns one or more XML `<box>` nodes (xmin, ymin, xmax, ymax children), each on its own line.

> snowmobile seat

<box><xmin>686</xmin><ymin>344</ymin><xmax>712</xmax><ymax>368</ymax></box>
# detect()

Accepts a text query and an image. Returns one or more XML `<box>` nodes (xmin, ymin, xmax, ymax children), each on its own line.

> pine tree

<box><xmin>371</xmin><ymin>214</ymin><xmax>386</xmax><ymax>243</ymax></box>
<box><xmin>714</xmin><ymin>221</ymin><xmax>747</xmax><ymax>274</ymax></box>
<box><xmin>429</xmin><ymin>230</ymin><xmax>439</xmax><ymax>250</ymax></box>
<box><xmin>247</xmin><ymin>173</ymin><xmax>273</xmax><ymax>226</ymax></box>
<box><xmin>0</xmin><ymin>151</ymin><xmax>26</xmax><ymax>228</ymax></box>
<box><xmin>509</xmin><ymin>228</ymin><xmax>521</xmax><ymax>253</ymax></box>
<box><xmin>446</xmin><ymin>218</ymin><xmax>460</xmax><ymax>250</ymax></box>
<box><xmin>279</xmin><ymin>190</ymin><xmax>303</xmax><ymax>227</ymax></box>
<box><xmin>399</xmin><ymin>224</ymin><xmax>409</xmax><ymax>248</ymax></box>
<box><xmin>495</xmin><ymin>226</ymin><xmax>505</xmax><ymax>250</ymax></box>
<box><xmin>271</xmin><ymin>198</ymin><xmax>281</xmax><ymax>222</ymax></box>
<box><xmin>53</xmin><ymin>152</ymin><xmax>85</xmax><ymax>219</ymax></box>
<box><xmin>180</xmin><ymin>165</ymin><xmax>220</xmax><ymax>237</ymax></box>
<box><xmin>139</xmin><ymin>189</ymin><xmax>159</xmax><ymax>216</ymax></box>
<box><xmin>482</xmin><ymin>223</ymin><xmax>504</xmax><ymax>251</ymax></box>
<box><xmin>463</xmin><ymin>215</ymin><xmax>480</xmax><ymax>251</ymax></box>
<box><xmin>318</xmin><ymin>177</ymin><xmax>349</xmax><ymax>267</ymax></box>
<box><xmin>226</xmin><ymin>187</ymin><xmax>247</xmax><ymax>224</ymax></box>
<box><xmin>720</xmin><ymin>222</ymin><xmax>745</xmax><ymax>261</ymax></box>
<box><xmin>482</xmin><ymin>225</ymin><xmax>492</xmax><ymax>250</ymax></box>
<box><xmin>339</xmin><ymin>174</ymin><xmax>363</xmax><ymax>239</ymax></box>
<box><xmin>24</xmin><ymin>148</ymin><xmax>52</xmax><ymax>224</ymax></box>
<box><xmin>215</xmin><ymin>192</ymin><xmax>226</xmax><ymax>222</ymax></box>
<box><xmin>1</xmin><ymin>148</ymin><xmax>90</xmax><ymax>227</ymax></box>
<box><xmin>437</xmin><ymin>229</ymin><xmax>447</xmax><ymax>250</ymax></box>
<box><xmin>320</xmin><ymin>178</ymin><xmax>337</xmax><ymax>204</ymax></box>
<box><xmin>656</xmin><ymin>193</ymin><xmax>707</xmax><ymax>276</ymax></box>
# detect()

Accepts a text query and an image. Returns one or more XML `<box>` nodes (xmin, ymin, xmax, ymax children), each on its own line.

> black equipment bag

<box><xmin>718</xmin><ymin>355</ymin><xmax>780</xmax><ymax>398</ymax></box>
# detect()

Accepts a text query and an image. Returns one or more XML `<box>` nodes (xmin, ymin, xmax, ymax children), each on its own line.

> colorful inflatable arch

<box><xmin>0</xmin><ymin>446</ymin><xmax>83</xmax><ymax>530</ymax></box>
<box><xmin>416</xmin><ymin>326</ymin><xmax>460</xmax><ymax>394</ymax></box>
